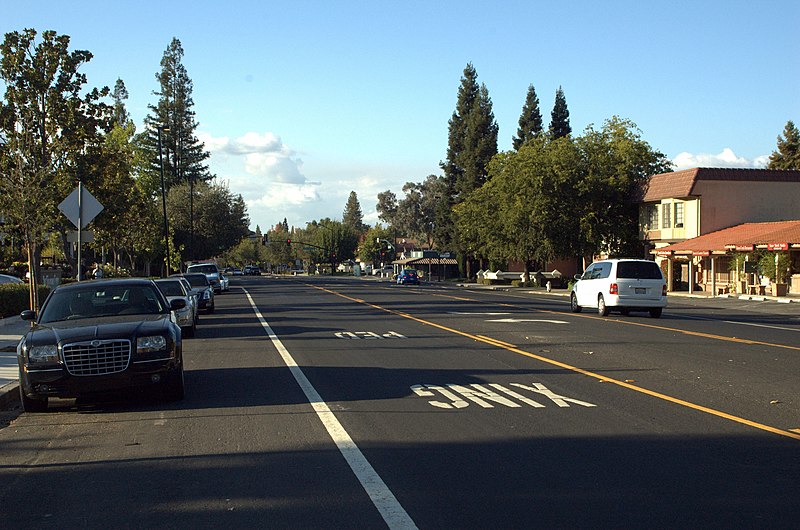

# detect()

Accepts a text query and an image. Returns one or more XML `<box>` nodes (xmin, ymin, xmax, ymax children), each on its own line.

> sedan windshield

<box><xmin>39</xmin><ymin>285</ymin><xmax>166</xmax><ymax>323</ymax></box>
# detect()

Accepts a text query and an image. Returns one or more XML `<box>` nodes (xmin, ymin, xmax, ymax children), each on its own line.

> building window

<box><xmin>662</xmin><ymin>203</ymin><xmax>671</xmax><ymax>229</ymax></box>
<box><xmin>648</xmin><ymin>205</ymin><xmax>658</xmax><ymax>229</ymax></box>
<box><xmin>674</xmin><ymin>202</ymin><xmax>684</xmax><ymax>228</ymax></box>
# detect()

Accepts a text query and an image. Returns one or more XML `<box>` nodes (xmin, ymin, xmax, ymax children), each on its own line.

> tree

<box><xmin>574</xmin><ymin>117</ymin><xmax>672</xmax><ymax>260</ymax></box>
<box><xmin>0</xmin><ymin>29</ymin><xmax>110</xmax><ymax>309</ymax></box>
<box><xmin>167</xmin><ymin>179</ymin><xmax>250</xmax><ymax>261</ymax></box>
<box><xmin>549</xmin><ymin>86</ymin><xmax>571</xmax><ymax>140</ymax></box>
<box><xmin>342</xmin><ymin>190</ymin><xmax>366</xmax><ymax>233</ymax></box>
<box><xmin>143</xmin><ymin>37</ymin><xmax>210</xmax><ymax>190</ymax></box>
<box><xmin>376</xmin><ymin>188</ymin><xmax>397</xmax><ymax>225</ymax></box>
<box><xmin>439</xmin><ymin>63</ymin><xmax>498</xmax><ymax>261</ymax></box>
<box><xmin>512</xmin><ymin>84</ymin><xmax>544</xmax><ymax>150</ymax></box>
<box><xmin>395</xmin><ymin>175</ymin><xmax>446</xmax><ymax>249</ymax></box>
<box><xmin>112</xmin><ymin>78</ymin><xmax>130</xmax><ymax>127</ymax></box>
<box><xmin>768</xmin><ymin>120</ymin><xmax>800</xmax><ymax>170</ymax></box>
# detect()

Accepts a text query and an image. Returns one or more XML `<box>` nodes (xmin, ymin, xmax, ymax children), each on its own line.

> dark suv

<box><xmin>180</xmin><ymin>273</ymin><xmax>215</xmax><ymax>313</ymax></box>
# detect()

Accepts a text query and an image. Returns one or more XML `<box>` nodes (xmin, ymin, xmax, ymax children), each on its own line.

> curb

<box><xmin>0</xmin><ymin>382</ymin><xmax>19</xmax><ymax>409</ymax></box>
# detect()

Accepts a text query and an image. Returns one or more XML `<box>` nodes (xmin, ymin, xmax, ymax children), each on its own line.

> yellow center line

<box><xmin>434</xmin><ymin>292</ymin><xmax>800</xmax><ymax>352</ymax></box>
<box><xmin>309</xmin><ymin>283</ymin><xmax>800</xmax><ymax>442</ymax></box>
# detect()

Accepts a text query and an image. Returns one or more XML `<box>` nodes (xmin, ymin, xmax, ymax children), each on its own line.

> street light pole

<box><xmin>157</xmin><ymin>125</ymin><xmax>171</xmax><ymax>277</ymax></box>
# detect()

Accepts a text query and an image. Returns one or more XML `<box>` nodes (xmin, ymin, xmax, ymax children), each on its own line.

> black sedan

<box><xmin>16</xmin><ymin>278</ymin><xmax>186</xmax><ymax>412</ymax></box>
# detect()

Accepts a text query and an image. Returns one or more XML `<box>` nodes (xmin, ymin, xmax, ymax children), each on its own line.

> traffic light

<box><xmin>286</xmin><ymin>238</ymin><xmax>291</xmax><ymax>247</ymax></box>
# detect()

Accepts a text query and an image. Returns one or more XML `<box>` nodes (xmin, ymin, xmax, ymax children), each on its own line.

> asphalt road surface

<box><xmin>2</xmin><ymin>275</ymin><xmax>799</xmax><ymax>529</ymax></box>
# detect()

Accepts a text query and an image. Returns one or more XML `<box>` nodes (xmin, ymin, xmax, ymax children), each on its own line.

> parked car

<box><xmin>154</xmin><ymin>278</ymin><xmax>197</xmax><ymax>337</ymax></box>
<box><xmin>180</xmin><ymin>273</ymin><xmax>215</xmax><ymax>313</ymax></box>
<box><xmin>244</xmin><ymin>265</ymin><xmax>261</xmax><ymax>276</ymax></box>
<box><xmin>0</xmin><ymin>273</ymin><xmax>24</xmax><ymax>284</ymax></box>
<box><xmin>396</xmin><ymin>269</ymin><xmax>420</xmax><ymax>285</ymax></box>
<box><xmin>373</xmin><ymin>266</ymin><xmax>393</xmax><ymax>277</ymax></box>
<box><xmin>570</xmin><ymin>259</ymin><xmax>667</xmax><ymax>318</ymax></box>
<box><xmin>232</xmin><ymin>268</ymin><xmax>243</xmax><ymax>276</ymax></box>
<box><xmin>186</xmin><ymin>263</ymin><xmax>223</xmax><ymax>293</ymax></box>
<box><xmin>16</xmin><ymin>278</ymin><xmax>185</xmax><ymax>412</ymax></box>
<box><xmin>220</xmin><ymin>274</ymin><xmax>230</xmax><ymax>292</ymax></box>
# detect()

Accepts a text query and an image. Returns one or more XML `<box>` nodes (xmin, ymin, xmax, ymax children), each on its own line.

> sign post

<box><xmin>58</xmin><ymin>184</ymin><xmax>103</xmax><ymax>281</ymax></box>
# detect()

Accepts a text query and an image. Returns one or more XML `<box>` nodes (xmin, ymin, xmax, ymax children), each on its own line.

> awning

<box><xmin>652</xmin><ymin>220</ymin><xmax>800</xmax><ymax>255</ymax></box>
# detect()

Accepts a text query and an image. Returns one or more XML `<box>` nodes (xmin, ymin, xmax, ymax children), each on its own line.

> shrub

<box><xmin>0</xmin><ymin>284</ymin><xmax>51</xmax><ymax>318</ymax></box>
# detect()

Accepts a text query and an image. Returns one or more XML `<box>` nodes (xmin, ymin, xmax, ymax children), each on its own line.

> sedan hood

<box><xmin>25</xmin><ymin>314</ymin><xmax>172</xmax><ymax>347</ymax></box>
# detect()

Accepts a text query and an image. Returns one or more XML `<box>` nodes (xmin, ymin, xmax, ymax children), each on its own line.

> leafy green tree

<box><xmin>343</xmin><ymin>190</ymin><xmax>366</xmax><ymax>233</ymax></box>
<box><xmin>0</xmin><ymin>29</ymin><xmax>110</xmax><ymax>308</ymax></box>
<box><xmin>512</xmin><ymin>84</ymin><xmax>543</xmax><ymax>150</ymax></box>
<box><xmin>768</xmin><ymin>120</ymin><xmax>800</xmax><ymax>170</ymax></box>
<box><xmin>142</xmin><ymin>37</ymin><xmax>210</xmax><ymax>190</ymax></box>
<box><xmin>359</xmin><ymin>225</ymin><xmax>393</xmax><ymax>266</ymax></box>
<box><xmin>456</xmin><ymin>137</ymin><xmax>582</xmax><ymax>282</ymax></box>
<box><xmin>376</xmin><ymin>190</ymin><xmax>398</xmax><ymax>227</ymax></box>
<box><xmin>395</xmin><ymin>175</ymin><xmax>446</xmax><ymax>249</ymax></box>
<box><xmin>548</xmin><ymin>86</ymin><xmax>571</xmax><ymax>140</ymax></box>
<box><xmin>167</xmin><ymin>179</ymin><xmax>249</xmax><ymax>262</ymax></box>
<box><xmin>574</xmin><ymin>116</ymin><xmax>672</xmax><ymax>260</ymax></box>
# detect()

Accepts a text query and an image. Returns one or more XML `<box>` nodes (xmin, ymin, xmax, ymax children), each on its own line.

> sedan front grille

<box><xmin>62</xmin><ymin>340</ymin><xmax>132</xmax><ymax>376</ymax></box>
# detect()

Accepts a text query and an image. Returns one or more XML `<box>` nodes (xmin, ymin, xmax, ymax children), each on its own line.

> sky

<box><xmin>5</xmin><ymin>1</ymin><xmax>799</xmax><ymax>232</ymax></box>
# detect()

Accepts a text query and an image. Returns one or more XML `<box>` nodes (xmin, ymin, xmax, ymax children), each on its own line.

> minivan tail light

<box><xmin>609</xmin><ymin>283</ymin><xmax>618</xmax><ymax>295</ymax></box>
<box><xmin>662</xmin><ymin>284</ymin><xmax>667</xmax><ymax>296</ymax></box>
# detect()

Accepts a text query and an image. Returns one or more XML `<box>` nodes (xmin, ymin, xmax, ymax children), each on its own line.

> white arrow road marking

<box><xmin>486</xmin><ymin>318</ymin><xmax>568</xmax><ymax>324</ymax></box>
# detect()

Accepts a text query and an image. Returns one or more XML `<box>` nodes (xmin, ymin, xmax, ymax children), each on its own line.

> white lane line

<box><xmin>243</xmin><ymin>289</ymin><xmax>417</xmax><ymax>530</ymax></box>
<box><xmin>678</xmin><ymin>314</ymin><xmax>800</xmax><ymax>333</ymax></box>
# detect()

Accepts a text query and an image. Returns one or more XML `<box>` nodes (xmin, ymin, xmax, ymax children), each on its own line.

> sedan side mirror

<box><xmin>574</xmin><ymin>274</ymin><xmax>582</xmax><ymax>281</ymax></box>
<box><xmin>170</xmin><ymin>299</ymin><xmax>187</xmax><ymax>310</ymax></box>
<box><xmin>20</xmin><ymin>309</ymin><xmax>37</xmax><ymax>321</ymax></box>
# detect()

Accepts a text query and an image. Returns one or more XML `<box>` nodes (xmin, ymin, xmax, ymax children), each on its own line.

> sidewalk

<box><xmin>0</xmin><ymin>316</ymin><xmax>28</xmax><ymax>408</ymax></box>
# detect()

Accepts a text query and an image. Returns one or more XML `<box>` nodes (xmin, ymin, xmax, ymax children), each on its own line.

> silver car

<box><xmin>154</xmin><ymin>278</ymin><xmax>197</xmax><ymax>337</ymax></box>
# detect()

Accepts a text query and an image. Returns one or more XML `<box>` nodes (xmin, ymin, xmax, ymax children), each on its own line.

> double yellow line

<box><xmin>310</xmin><ymin>283</ymin><xmax>800</xmax><ymax>442</ymax></box>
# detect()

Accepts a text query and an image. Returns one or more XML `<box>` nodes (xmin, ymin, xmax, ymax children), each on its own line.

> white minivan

<box><xmin>570</xmin><ymin>259</ymin><xmax>667</xmax><ymax>318</ymax></box>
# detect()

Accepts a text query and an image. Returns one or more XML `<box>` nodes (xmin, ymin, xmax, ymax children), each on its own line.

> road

<box><xmin>1</xmin><ymin>275</ymin><xmax>799</xmax><ymax>528</ymax></box>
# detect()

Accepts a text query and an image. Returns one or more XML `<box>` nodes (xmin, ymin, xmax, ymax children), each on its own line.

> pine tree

<box><xmin>549</xmin><ymin>86</ymin><xmax>572</xmax><ymax>140</ymax></box>
<box><xmin>512</xmin><ymin>84</ymin><xmax>543</xmax><ymax>150</ymax></box>
<box><xmin>112</xmin><ymin>78</ymin><xmax>130</xmax><ymax>127</ymax></box>
<box><xmin>342</xmin><ymin>191</ymin><xmax>365</xmax><ymax>233</ymax></box>
<box><xmin>768</xmin><ymin>121</ymin><xmax>800</xmax><ymax>170</ymax></box>
<box><xmin>439</xmin><ymin>63</ymin><xmax>498</xmax><ymax>249</ymax></box>
<box><xmin>143</xmin><ymin>37</ymin><xmax>210</xmax><ymax>190</ymax></box>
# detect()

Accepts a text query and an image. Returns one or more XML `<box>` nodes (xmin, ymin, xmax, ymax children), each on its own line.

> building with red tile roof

<box><xmin>635</xmin><ymin>168</ymin><xmax>800</xmax><ymax>295</ymax></box>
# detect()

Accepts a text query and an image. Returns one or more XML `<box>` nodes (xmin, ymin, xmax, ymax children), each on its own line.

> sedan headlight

<box><xmin>28</xmin><ymin>344</ymin><xmax>59</xmax><ymax>364</ymax></box>
<box><xmin>202</xmin><ymin>290</ymin><xmax>211</xmax><ymax>300</ymax></box>
<box><xmin>137</xmin><ymin>335</ymin><xmax>167</xmax><ymax>353</ymax></box>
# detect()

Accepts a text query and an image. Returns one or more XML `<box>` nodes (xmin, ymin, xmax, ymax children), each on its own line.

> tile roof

<box><xmin>637</xmin><ymin>167</ymin><xmax>800</xmax><ymax>202</ymax></box>
<box><xmin>657</xmin><ymin>220</ymin><xmax>800</xmax><ymax>253</ymax></box>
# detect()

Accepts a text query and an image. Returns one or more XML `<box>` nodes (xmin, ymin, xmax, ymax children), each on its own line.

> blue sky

<box><xmin>5</xmin><ymin>1</ymin><xmax>799</xmax><ymax>232</ymax></box>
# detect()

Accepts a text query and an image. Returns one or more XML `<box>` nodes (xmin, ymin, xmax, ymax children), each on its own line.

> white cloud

<box><xmin>672</xmin><ymin>148</ymin><xmax>769</xmax><ymax>171</ymax></box>
<box><xmin>199</xmin><ymin>131</ymin><xmax>308</xmax><ymax>184</ymax></box>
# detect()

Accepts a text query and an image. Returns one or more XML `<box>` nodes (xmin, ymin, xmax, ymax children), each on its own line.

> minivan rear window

<box><xmin>616</xmin><ymin>261</ymin><xmax>662</xmax><ymax>279</ymax></box>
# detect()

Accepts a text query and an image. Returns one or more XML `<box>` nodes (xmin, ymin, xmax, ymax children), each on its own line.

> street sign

<box><xmin>66</xmin><ymin>231</ymin><xmax>94</xmax><ymax>243</ymax></box>
<box><xmin>58</xmin><ymin>185</ymin><xmax>104</xmax><ymax>229</ymax></box>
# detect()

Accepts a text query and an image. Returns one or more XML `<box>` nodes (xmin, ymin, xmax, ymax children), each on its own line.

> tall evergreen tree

<box><xmin>768</xmin><ymin>120</ymin><xmax>800</xmax><ymax>170</ymax></box>
<box><xmin>439</xmin><ymin>63</ymin><xmax>498</xmax><ymax>250</ymax></box>
<box><xmin>143</xmin><ymin>37</ymin><xmax>210</xmax><ymax>190</ymax></box>
<box><xmin>342</xmin><ymin>190</ymin><xmax>366</xmax><ymax>232</ymax></box>
<box><xmin>112</xmin><ymin>78</ymin><xmax>130</xmax><ymax>127</ymax></box>
<box><xmin>549</xmin><ymin>86</ymin><xmax>572</xmax><ymax>140</ymax></box>
<box><xmin>512</xmin><ymin>84</ymin><xmax>543</xmax><ymax>150</ymax></box>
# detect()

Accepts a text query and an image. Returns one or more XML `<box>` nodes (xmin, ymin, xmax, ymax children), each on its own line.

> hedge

<box><xmin>0</xmin><ymin>284</ymin><xmax>51</xmax><ymax>318</ymax></box>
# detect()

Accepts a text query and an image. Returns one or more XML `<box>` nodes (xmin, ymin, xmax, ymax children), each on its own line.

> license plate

<box><xmin>635</xmin><ymin>288</ymin><xmax>646</xmax><ymax>294</ymax></box>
